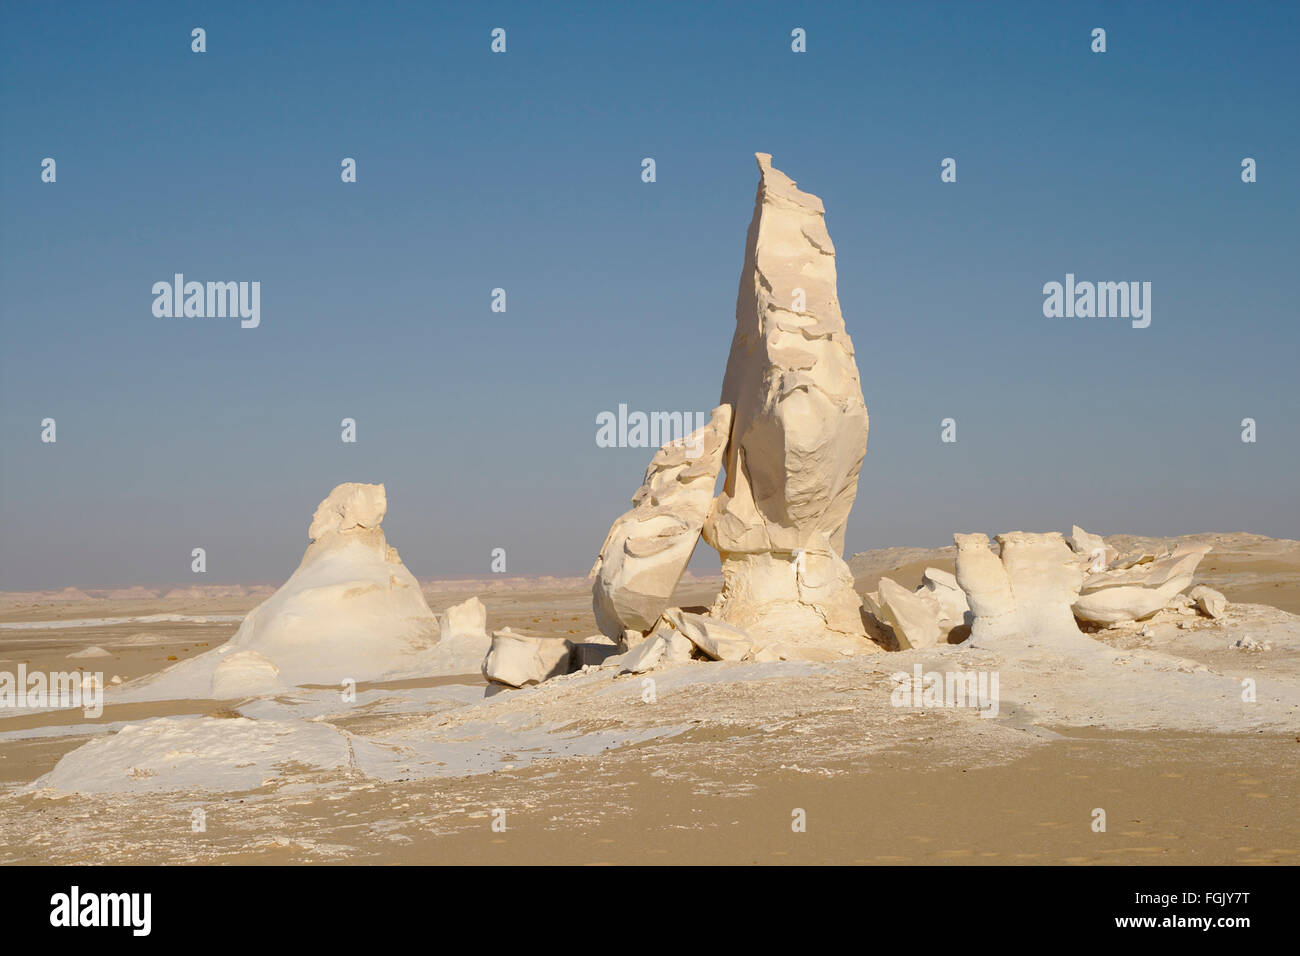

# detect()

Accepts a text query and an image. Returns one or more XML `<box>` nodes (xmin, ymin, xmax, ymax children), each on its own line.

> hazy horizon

<box><xmin>3</xmin><ymin>2</ymin><xmax>1298</xmax><ymax>591</ymax></box>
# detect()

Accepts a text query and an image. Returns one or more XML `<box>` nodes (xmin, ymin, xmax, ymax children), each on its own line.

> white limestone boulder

<box><xmin>618</xmin><ymin>633</ymin><xmax>668</xmax><ymax>674</ymax></box>
<box><xmin>863</xmin><ymin>577</ymin><xmax>943</xmax><ymax>649</ymax></box>
<box><xmin>482</xmin><ymin>628</ymin><xmax>574</xmax><ymax>688</ymax></box>
<box><xmin>428</xmin><ymin>596</ymin><xmax>492</xmax><ymax>672</ymax></box>
<box><xmin>571</xmin><ymin>634</ymin><xmax>622</xmax><ymax>669</ymax></box>
<box><xmin>661</xmin><ymin>628</ymin><xmax>696</xmax><ymax>665</ymax></box>
<box><xmin>1066</xmin><ymin>525</ymin><xmax>1118</xmax><ymax>570</ymax></box>
<box><xmin>1072</xmin><ymin>545</ymin><xmax>1210</xmax><ymax>625</ymax></box>
<box><xmin>1189</xmin><ymin>584</ymin><xmax>1228</xmax><ymax>620</ymax></box>
<box><xmin>662</xmin><ymin>607</ymin><xmax>754</xmax><ymax>661</ymax></box>
<box><xmin>439</xmin><ymin>595</ymin><xmax>487</xmax><ymax>639</ymax></box>
<box><xmin>919</xmin><ymin>567</ymin><xmax>970</xmax><ymax>631</ymax></box>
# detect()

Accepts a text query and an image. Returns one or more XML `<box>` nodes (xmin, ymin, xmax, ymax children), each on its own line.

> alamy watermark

<box><xmin>50</xmin><ymin>886</ymin><xmax>150</xmax><ymax>936</ymax></box>
<box><xmin>1043</xmin><ymin>273</ymin><xmax>1150</xmax><ymax>328</ymax></box>
<box><xmin>890</xmin><ymin>664</ymin><xmax>999</xmax><ymax>718</ymax></box>
<box><xmin>152</xmin><ymin>274</ymin><xmax>260</xmax><ymax>328</ymax></box>
<box><xmin>595</xmin><ymin>404</ymin><xmax>707</xmax><ymax>458</ymax></box>
<box><xmin>0</xmin><ymin>666</ymin><xmax>103</xmax><ymax>718</ymax></box>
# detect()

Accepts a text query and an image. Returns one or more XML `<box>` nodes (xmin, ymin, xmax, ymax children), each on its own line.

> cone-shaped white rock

<box><xmin>590</xmin><ymin>405</ymin><xmax>732</xmax><ymax>640</ymax></box>
<box><xmin>122</xmin><ymin>483</ymin><xmax>440</xmax><ymax>699</ymax></box>
<box><xmin>702</xmin><ymin>154</ymin><xmax>872</xmax><ymax>653</ymax></box>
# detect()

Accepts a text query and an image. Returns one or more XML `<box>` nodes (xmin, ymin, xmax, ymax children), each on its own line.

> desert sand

<box><xmin>0</xmin><ymin>531</ymin><xmax>1296</xmax><ymax>865</ymax></box>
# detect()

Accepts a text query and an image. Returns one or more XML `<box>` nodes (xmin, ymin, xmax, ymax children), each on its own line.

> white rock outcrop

<box><xmin>439</xmin><ymin>595</ymin><xmax>487</xmax><ymax>640</ymax></box>
<box><xmin>618</xmin><ymin>622</ymin><xmax>696</xmax><ymax>674</ymax></box>
<box><xmin>482</xmin><ymin>628</ymin><xmax>574</xmax><ymax>688</ymax></box>
<box><xmin>862</xmin><ymin>567</ymin><xmax>971</xmax><ymax>649</ymax></box>
<box><xmin>571</xmin><ymin>635</ymin><xmax>622</xmax><ymax>669</ymax></box>
<box><xmin>1189</xmin><ymin>584</ymin><xmax>1227</xmax><ymax>619</ymax></box>
<box><xmin>1072</xmin><ymin>544</ymin><xmax>1210</xmax><ymax>625</ymax></box>
<box><xmin>591</xmin><ymin>405</ymin><xmax>732</xmax><ymax>641</ymax></box>
<box><xmin>617</xmin><ymin>633</ymin><xmax>669</xmax><ymax>674</ymax></box>
<box><xmin>662</xmin><ymin>607</ymin><xmax>754</xmax><ymax>661</ymax></box>
<box><xmin>1066</xmin><ymin>525</ymin><xmax>1118</xmax><ymax>569</ymax></box>
<box><xmin>954</xmin><ymin>532</ymin><xmax>1088</xmax><ymax>645</ymax></box>
<box><xmin>863</xmin><ymin>577</ymin><xmax>943</xmax><ymax>649</ymax></box>
<box><xmin>308</xmin><ymin>482</ymin><xmax>387</xmax><ymax>539</ymax></box>
<box><xmin>428</xmin><ymin>596</ymin><xmax>492</xmax><ymax>672</ymax></box>
<box><xmin>700</xmin><ymin>154</ymin><xmax>873</xmax><ymax>654</ymax></box>
<box><xmin>920</xmin><ymin>567</ymin><xmax>970</xmax><ymax>630</ymax></box>
<box><xmin>120</xmin><ymin>483</ymin><xmax>440</xmax><ymax>699</ymax></box>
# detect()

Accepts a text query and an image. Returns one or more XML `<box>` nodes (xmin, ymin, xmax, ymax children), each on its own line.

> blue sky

<box><xmin>2</xmin><ymin>1</ymin><xmax>1297</xmax><ymax>589</ymax></box>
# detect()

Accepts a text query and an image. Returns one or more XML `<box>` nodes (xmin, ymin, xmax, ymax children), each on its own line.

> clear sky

<box><xmin>2</xmin><ymin>1</ymin><xmax>1297</xmax><ymax>589</ymax></box>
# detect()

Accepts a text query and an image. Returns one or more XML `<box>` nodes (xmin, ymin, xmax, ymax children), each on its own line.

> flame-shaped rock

<box><xmin>701</xmin><ymin>154</ymin><xmax>872</xmax><ymax>650</ymax></box>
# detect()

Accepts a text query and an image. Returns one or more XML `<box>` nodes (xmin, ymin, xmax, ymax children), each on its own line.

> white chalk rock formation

<box><xmin>206</xmin><ymin>482</ymin><xmax>438</xmax><ymax>688</ymax></box>
<box><xmin>919</xmin><ymin>567</ymin><xmax>970</xmax><ymax>631</ymax></box>
<box><xmin>618</xmin><ymin>622</ymin><xmax>696</xmax><ymax>674</ymax></box>
<box><xmin>954</xmin><ymin>532</ymin><xmax>1087</xmax><ymax>645</ymax></box>
<box><xmin>482</xmin><ymin>628</ymin><xmax>574</xmax><ymax>688</ymax></box>
<box><xmin>700</xmin><ymin>154</ymin><xmax>872</xmax><ymax>653</ymax></box>
<box><xmin>121</xmin><ymin>483</ymin><xmax>440</xmax><ymax>699</ymax></box>
<box><xmin>427</xmin><ymin>596</ymin><xmax>492</xmax><ymax>672</ymax></box>
<box><xmin>662</xmin><ymin>607</ymin><xmax>754</xmax><ymax>661</ymax></box>
<box><xmin>1072</xmin><ymin>544</ymin><xmax>1210</xmax><ymax>625</ymax></box>
<box><xmin>439</xmin><ymin>595</ymin><xmax>487</xmax><ymax>640</ymax></box>
<box><xmin>308</xmin><ymin>482</ymin><xmax>387</xmax><ymax>539</ymax></box>
<box><xmin>660</xmin><ymin>627</ymin><xmax>696</xmax><ymax>666</ymax></box>
<box><xmin>618</xmin><ymin>633</ymin><xmax>668</xmax><ymax>673</ymax></box>
<box><xmin>863</xmin><ymin>568</ymin><xmax>971</xmax><ymax>648</ymax></box>
<box><xmin>591</xmin><ymin>405</ymin><xmax>733</xmax><ymax>641</ymax></box>
<box><xmin>863</xmin><ymin>577</ymin><xmax>942</xmax><ymax>649</ymax></box>
<box><xmin>1066</xmin><ymin>525</ymin><xmax>1118</xmax><ymax>569</ymax></box>
<box><xmin>572</xmin><ymin>635</ymin><xmax>622</xmax><ymax>669</ymax></box>
<box><xmin>1189</xmin><ymin>584</ymin><xmax>1227</xmax><ymax>619</ymax></box>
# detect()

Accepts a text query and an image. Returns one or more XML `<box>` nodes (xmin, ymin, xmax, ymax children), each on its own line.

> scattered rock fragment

<box><xmin>1072</xmin><ymin>544</ymin><xmax>1209</xmax><ymax>625</ymax></box>
<box><xmin>662</xmin><ymin>608</ymin><xmax>754</xmax><ymax>661</ymax></box>
<box><xmin>482</xmin><ymin>628</ymin><xmax>574</xmax><ymax>688</ymax></box>
<box><xmin>1189</xmin><ymin>584</ymin><xmax>1228</xmax><ymax>619</ymax></box>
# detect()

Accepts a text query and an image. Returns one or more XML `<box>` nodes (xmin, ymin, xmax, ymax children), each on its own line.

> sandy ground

<box><xmin>1</xmin><ymin>533</ymin><xmax>1297</xmax><ymax>865</ymax></box>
